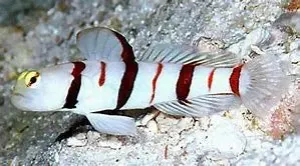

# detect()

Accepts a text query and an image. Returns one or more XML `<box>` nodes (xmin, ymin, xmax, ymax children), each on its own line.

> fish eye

<box><xmin>24</xmin><ymin>71</ymin><xmax>40</xmax><ymax>88</ymax></box>
<box><xmin>30</xmin><ymin>77</ymin><xmax>37</xmax><ymax>84</ymax></box>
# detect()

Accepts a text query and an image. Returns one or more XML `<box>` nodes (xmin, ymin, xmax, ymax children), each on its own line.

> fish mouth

<box><xmin>10</xmin><ymin>92</ymin><xmax>31</xmax><ymax>111</ymax></box>
<box><xmin>12</xmin><ymin>92</ymin><xmax>25</xmax><ymax>98</ymax></box>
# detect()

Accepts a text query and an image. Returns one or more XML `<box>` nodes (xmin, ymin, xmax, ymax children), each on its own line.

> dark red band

<box><xmin>63</xmin><ymin>62</ymin><xmax>86</xmax><ymax>109</ymax></box>
<box><xmin>115</xmin><ymin>62</ymin><xmax>138</xmax><ymax>110</ymax></box>
<box><xmin>99</xmin><ymin>61</ymin><xmax>106</xmax><ymax>86</ymax></box>
<box><xmin>229</xmin><ymin>64</ymin><xmax>243</xmax><ymax>96</ymax></box>
<box><xmin>208</xmin><ymin>68</ymin><xmax>216</xmax><ymax>91</ymax></box>
<box><xmin>176</xmin><ymin>64</ymin><xmax>195</xmax><ymax>103</ymax></box>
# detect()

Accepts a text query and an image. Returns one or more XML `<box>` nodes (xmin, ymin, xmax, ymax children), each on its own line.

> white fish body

<box><xmin>57</xmin><ymin>61</ymin><xmax>236</xmax><ymax>112</ymax></box>
<box><xmin>11</xmin><ymin>27</ymin><xmax>289</xmax><ymax>135</ymax></box>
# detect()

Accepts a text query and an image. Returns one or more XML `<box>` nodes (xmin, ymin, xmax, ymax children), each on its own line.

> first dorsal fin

<box><xmin>76</xmin><ymin>27</ymin><xmax>135</xmax><ymax>62</ymax></box>
<box><xmin>137</xmin><ymin>44</ymin><xmax>240</xmax><ymax>67</ymax></box>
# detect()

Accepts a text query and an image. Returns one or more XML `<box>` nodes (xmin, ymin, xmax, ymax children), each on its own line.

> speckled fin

<box><xmin>238</xmin><ymin>55</ymin><xmax>290</xmax><ymax>119</ymax></box>
<box><xmin>86</xmin><ymin>113</ymin><xmax>137</xmax><ymax>135</ymax></box>
<box><xmin>76</xmin><ymin>27</ymin><xmax>135</xmax><ymax>62</ymax></box>
<box><xmin>154</xmin><ymin>94</ymin><xmax>240</xmax><ymax>117</ymax></box>
<box><xmin>138</xmin><ymin>44</ymin><xmax>239</xmax><ymax>67</ymax></box>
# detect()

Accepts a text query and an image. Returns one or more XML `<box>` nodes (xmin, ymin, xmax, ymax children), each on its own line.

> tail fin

<box><xmin>239</xmin><ymin>55</ymin><xmax>291</xmax><ymax>119</ymax></box>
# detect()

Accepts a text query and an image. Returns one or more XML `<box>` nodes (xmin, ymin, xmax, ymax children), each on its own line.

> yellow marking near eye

<box><xmin>24</xmin><ymin>71</ymin><xmax>40</xmax><ymax>88</ymax></box>
<box><xmin>17</xmin><ymin>71</ymin><xmax>28</xmax><ymax>80</ymax></box>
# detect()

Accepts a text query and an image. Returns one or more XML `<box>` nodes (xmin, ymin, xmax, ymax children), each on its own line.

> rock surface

<box><xmin>1</xmin><ymin>0</ymin><xmax>300</xmax><ymax>165</ymax></box>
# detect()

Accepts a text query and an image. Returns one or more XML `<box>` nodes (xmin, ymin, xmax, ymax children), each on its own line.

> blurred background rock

<box><xmin>0</xmin><ymin>0</ymin><xmax>55</xmax><ymax>28</ymax></box>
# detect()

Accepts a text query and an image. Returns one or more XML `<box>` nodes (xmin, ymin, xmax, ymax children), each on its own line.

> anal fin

<box><xmin>86</xmin><ymin>113</ymin><xmax>137</xmax><ymax>136</ymax></box>
<box><xmin>153</xmin><ymin>94</ymin><xmax>240</xmax><ymax>117</ymax></box>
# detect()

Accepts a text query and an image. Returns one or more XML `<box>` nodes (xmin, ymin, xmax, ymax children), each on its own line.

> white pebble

<box><xmin>54</xmin><ymin>152</ymin><xmax>60</xmax><ymax>163</ymax></box>
<box><xmin>75</xmin><ymin>133</ymin><xmax>87</xmax><ymax>140</ymax></box>
<box><xmin>66</xmin><ymin>137</ymin><xmax>87</xmax><ymax>147</ymax></box>
<box><xmin>97</xmin><ymin>137</ymin><xmax>122</xmax><ymax>149</ymax></box>
<box><xmin>147</xmin><ymin>120</ymin><xmax>159</xmax><ymax>133</ymax></box>
<box><xmin>290</xmin><ymin>51</ymin><xmax>300</xmax><ymax>63</ymax></box>
<box><xmin>86</xmin><ymin>131</ymin><xmax>101</xmax><ymax>141</ymax></box>
<box><xmin>205</xmin><ymin>117</ymin><xmax>247</xmax><ymax>159</ymax></box>
<box><xmin>137</xmin><ymin>111</ymin><xmax>159</xmax><ymax>126</ymax></box>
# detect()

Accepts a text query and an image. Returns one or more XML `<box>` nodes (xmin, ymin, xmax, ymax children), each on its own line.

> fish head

<box><xmin>11</xmin><ymin>68</ymin><xmax>70</xmax><ymax>111</ymax></box>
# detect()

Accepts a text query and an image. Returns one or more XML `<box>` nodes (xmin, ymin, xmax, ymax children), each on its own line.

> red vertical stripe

<box><xmin>63</xmin><ymin>62</ymin><xmax>86</xmax><ymax>109</ymax></box>
<box><xmin>112</xmin><ymin>31</ymin><xmax>135</xmax><ymax>62</ymax></box>
<box><xmin>98</xmin><ymin>61</ymin><xmax>106</xmax><ymax>86</ymax></box>
<box><xmin>115</xmin><ymin>62</ymin><xmax>138</xmax><ymax>110</ymax></box>
<box><xmin>208</xmin><ymin>68</ymin><xmax>216</xmax><ymax>91</ymax></box>
<box><xmin>176</xmin><ymin>64</ymin><xmax>195</xmax><ymax>103</ymax></box>
<box><xmin>112</xmin><ymin>29</ymin><xmax>138</xmax><ymax>109</ymax></box>
<box><xmin>150</xmin><ymin>63</ymin><xmax>163</xmax><ymax>104</ymax></box>
<box><xmin>102</xmin><ymin>29</ymin><xmax>139</xmax><ymax>110</ymax></box>
<box><xmin>229</xmin><ymin>64</ymin><xmax>243</xmax><ymax>96</ymax></box>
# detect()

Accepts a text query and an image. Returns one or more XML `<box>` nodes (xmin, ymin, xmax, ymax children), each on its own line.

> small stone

<box><xmin>250</xmin><ymin>45</ymin><xmax>265</xmax><ymax>55</ymax></box>
<box><xmin>205</xmin><ymin>117</ymin><xmax>247</xmax><ymax>159</ymax></box>
<box><xmin>54</xmin><ymin>152</ymin><xmax>60</xmax><ymax>163</ymax></box>
<box><xmin>289</xmin><ymin>39</ymin><xmax>300</xmax><ymax>51</ymax></box>
<box><xmin>176</xmin><ymin>117</ymin><xmax>195</xmax><ymax>131</ymax></box>
<box><xmin>227</xmin><ymin>27</ymin><xmax>274</xmax><ymax>59</ymax></box>
<box><xmin>197</xmin><ymin>37</ymin><xmax>225</xmax><ymax>52</ymax></box>
<box><xmin>156</xmin><ymin>114</ymin><xmax>181</xmax><ymax>133</ymax></box>
<box><xmin>198</xmin><ymin>116</ymin><xmax>212</xmax><ymax>131</ymax></box>
<box><xmin>97</xmin><ymin>137</ymin><xmax>122</xmax><ymax>149</ymax></box>
<box><xmin>66</xmin><ymin>137</ymin><xmax>87</xmax><ymax>147</ymax></box>
<box><xmin>290</xmin><ymin>50</ymin><xmax>300</xmax><ymax>63</ymax></box>
<box><xmin>146</xmin><ymin>120</ymin><xmax>159</xmax><ymax>133</ymax></box>
<box><xmin>86</xmin><ymin>131</ymin><xmax>101</xmax><ymax>141</ymax></box>
<box><xmin>138</xmin><ymin>111</ymin><xmax>160</xmax><ymax>126</ymax></box>
<box><xmin>75</xmin><ymin>133</ymin><xmax>86</xmax><ymax>140</ymax></box>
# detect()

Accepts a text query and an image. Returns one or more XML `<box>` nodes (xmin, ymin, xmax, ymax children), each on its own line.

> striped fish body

<box><xmin>11</xmin><ymin>27</ymin><xmax>289</xmax><ymax>135</ymax></box>
<box><xmin>64</xmin><ymin>61</ymin><xmax>244</xmax><ymax>113</ymax></box>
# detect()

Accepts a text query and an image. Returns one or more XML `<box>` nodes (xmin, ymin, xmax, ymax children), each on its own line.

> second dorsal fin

<box><xmin>76</xmin><ymin>27</ymin><xmax>135</xmax><ymax>62</ymax></box>
<box><xmin>138</xmin><ymin>44</ymin><xmax>240</xmax><ymax>67</ymax></box>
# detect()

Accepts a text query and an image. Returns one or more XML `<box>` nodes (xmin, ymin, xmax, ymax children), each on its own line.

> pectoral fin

<box><xmin>86</xmin><ymin>113</ymin><xmax>137</xmax><ymax>136</ymax></box>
